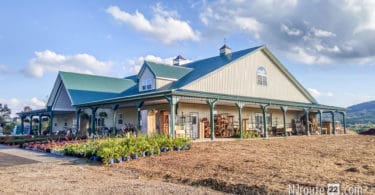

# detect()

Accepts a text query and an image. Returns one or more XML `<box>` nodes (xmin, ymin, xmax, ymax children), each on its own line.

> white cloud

<box><xmin>30</xmin><ymin>97</ymin><xmax>46</xmax><ymax>108</ymax></box>
<box><xmin>198</xmin><ymin>1</ymin><xmax>375</xmax><ymax>65</ymax></box>
<box><xmin>0</xmin><ymin>97</ymin><xmax>46</xmax><ymax>117</ymax></box>
<box><xmin>308</xmin><ymin>88</ymin><xmax>334</xmax><ymax>98</ymax></box>
<box><xmin>124</xmin><ymin>54</ymin><xmax>191</xmax><ymax>75</ymax></box>
<box><xmin>24</xmin><ymin>50</ymin><xmax>112</xmax><ymax>78</ymax></box>
<box><xmin>234</xmin><ymin>16</ymin><xmax>262</xmax><ymax>38</ymax></box>
<box><xmin>106</xmin><ymin>5</ymin><xmax>200</xmax><ymax>44</ymax></box>
<box><xmin>281</xmin><ymin>24</ymin><xmax>301</xmax><ymax>36</ymax></box>
<box><xmin>311</xmin><ymin>27</ymin><xmax>336</xmax><ymax>38</ymax></box>
<box><xmin>0</xmin><ymin>64</ymin><xmax>9</xmax><ymax>74</ymax></box>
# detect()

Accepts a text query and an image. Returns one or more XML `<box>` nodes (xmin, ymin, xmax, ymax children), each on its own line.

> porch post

<box><xmin>318</xmin><ymin>110</ymin><xmax>323</xmax><ymax>135</ymax></box>
<box><xmin>21</xmin><ymin>116</ymin><xmax>25</xmax><ymax>134</ymax></box>
<box><xmin>38</xmin><ymin>115</ymin><xmax>42</xmax><ymax>135</ymax></box>
<box><xmin>75</xmin><ymin>108</ymin><xmax>81</xmax><ymax>137</ymax></box>
<box><xmin>135</xmin><ymin>101</ymin><xmax>144</xmax><ymax>131</ymax></box>
<box><xmin>207</xmin><ymin>99</ymin><xmax>218</xmax><ymax>140</ymax></box>
<box><xmin>304</xmin><ymin>108</ymin><xmax>310</xmax><ymax>136</ymax></box>
<box><xmin>90</xmin><ymin>107</ymin><xmax>98</xmax><ymax>136</ymax></box>
<box><xmin>281</xmin><ymin>106</ymin><xmax>288</xmax><ymax>136</ymax></box>
<box><xmin>236</xmin><ymin>102</ymin><xmax>244</xmax><ymax>139</ymax></box>
<box><xmin>111</xmin><ymin>104</ymin><xmax>119</xmax><ymax>135</ymax></box>
<box><xmin>261</xmin><ymin>104</ymin><xmax>268</xmax><ymax>138</ymax></box>
<box><xmin>30</xmin><ymin>115</ymin><xmax>33</xmax><ymax>135</ymax></box>
<box><xmin>340</xmin><ymin>111</ymin><xmax>346</xmax><ymax>134</ymax></box>
<box><xmin>331</xmin><ymin>111</ymin><xmax>336</xmax><ymax>135</ymax></box>
<box><xmin>165</xmin><ymin>96</ymin><xmax>179</xmax><ymax>138</ymax></box>
<box><xmin>49</xmin><ymin>111</ymin><xmax>54</xmax><ymax>134</ymax></box>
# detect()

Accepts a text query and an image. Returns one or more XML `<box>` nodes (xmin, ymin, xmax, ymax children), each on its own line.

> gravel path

<box><xmin>0</xmin><ymin>145</ymin><xmax>223</xmax><ymax>195</ymax></box>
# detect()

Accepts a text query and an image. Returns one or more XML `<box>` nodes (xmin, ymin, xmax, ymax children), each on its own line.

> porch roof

<box><xmin>75</xmin><ymin>88</ymin><xmax>345</xmax><ymax>112</ymax></box>
<box><xmin>17</xmin><ymin>109</ymin><xmax>75</xmax><ymax>117</ymax></box>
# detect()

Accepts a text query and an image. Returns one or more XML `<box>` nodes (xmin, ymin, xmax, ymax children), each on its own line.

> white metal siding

<box><xmin>139</xmin><ymin>67</ymin><xmax>155</xmax><ymax>91</ymax></box>
<box><xmin>47</xmin><ymin>76</ymin><xmax>62</xmax><ymax>107</ymax></box>
<box><xmin>182</xmin><ymin>50</ymin><xmax>311</xmax><ymax>103</ymax></box>
<box><xmin>52</xmin><ymin>113</ymin><xmax>74</xmax><ymax>132</ymax></box>
<box><xmin>53</xmin><ymin>84</ymin><xmax>75</xmax><ymax>111</ymax></box>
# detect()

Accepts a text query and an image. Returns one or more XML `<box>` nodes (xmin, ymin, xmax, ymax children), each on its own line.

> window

<box><xmin>118</xmin><ymin>113</ymin><xmax>123</xmax><ymax>125</ymax></box>
<box><xmin>255</xmin><ymin>113</ymin><xmax>272</xmax><ymax>130</ymax></box>
<box><xmin>141</xmin><ymin>79</ymin><xmax>153</xmax><ymax>90</ymax></box>
<box><xmin>96</xmin><ymin>118</ymin><xmax>105</xmax><ymax>127</ymax></box>
<box><xmin>257</xmin><ymin>66</ymin><xmax>267</xmax><ymax>86</ymax></box>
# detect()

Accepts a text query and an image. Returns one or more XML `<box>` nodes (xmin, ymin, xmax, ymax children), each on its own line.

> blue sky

<box><xmin>1</xmin><ymin>0</ymin><xmax>375</xmax><ymax>116</ymax></box>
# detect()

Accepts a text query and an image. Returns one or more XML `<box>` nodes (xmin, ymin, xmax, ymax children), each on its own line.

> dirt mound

<box><xmin>359</xmin><ymin>128</ymin><xmax>375</xmax><ymax>135</ymax></box>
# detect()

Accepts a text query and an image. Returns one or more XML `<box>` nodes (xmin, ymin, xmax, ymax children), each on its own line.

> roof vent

<box><xmin>173</xmin><ymin>55</ymin><xmax>186</xmax><ymax>66</ymax></box>
<box><xmin>220</xmin><ymin>44</ymin><xmax>231</xmax><ymax>56</ymax></box>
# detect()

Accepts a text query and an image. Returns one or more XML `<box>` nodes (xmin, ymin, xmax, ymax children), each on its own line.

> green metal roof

<box><xmin>60</xmin><ymin>71</ymin><xmax>135</xmax><ymax>93</ymax></box>
<box><xmin>143</xmin><ymin>61</ymin><xmax>192</xmax><ymax>80</ymax></box>
<box><xmin>54</xmin><ymin>46</ymin><xmax>333</xmax><ymax>109</ymax></box>
<box><xmin>59</xmin><ymin>71</ymin><xmax>136</xmax><ymax>105</ymax></box>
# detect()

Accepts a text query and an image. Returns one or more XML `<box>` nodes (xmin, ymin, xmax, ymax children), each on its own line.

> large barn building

<box><xmin>18</xmin><ymin>45</ymin><xmax>346</xmax><ymax>139</ymax></box>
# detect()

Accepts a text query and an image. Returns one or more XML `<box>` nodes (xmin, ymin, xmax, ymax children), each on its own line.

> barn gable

<box><xmin>181</xmin><ymin>47</ymin><xmax>316</xmax><ymax>104</ymax></box>
<box><xmin>46</xmin><ymin>74</ymin><xmax>75</xmax><ymax>111</ymax></box>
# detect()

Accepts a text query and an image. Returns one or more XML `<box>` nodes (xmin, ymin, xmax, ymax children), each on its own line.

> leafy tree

<box><xmin>0</xmin><ymin>103</ymin><xmax>11</xmax><ymax>124</ymax></box>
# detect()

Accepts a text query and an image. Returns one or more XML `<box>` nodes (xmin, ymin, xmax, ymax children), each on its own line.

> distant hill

<box><xmin>347</xmin><ymin>100</ymin><xmax>375</xmax><ymax>125</ymax></box>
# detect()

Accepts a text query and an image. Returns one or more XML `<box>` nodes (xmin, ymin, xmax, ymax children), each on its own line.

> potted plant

<box><xmin>97</xmin><ymin>147</ymin><xmax>114</xmax><ymax>165</ymax></box>
<box><xmin>121</xmin><ymin>145</ymin><xmax>131</xmax><ymax>162</ymax></box>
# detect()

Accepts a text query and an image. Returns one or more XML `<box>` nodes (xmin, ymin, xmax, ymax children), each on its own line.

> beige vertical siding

<box><xmin>182</xmin><ymin>50</ymin><xmax>311</xmax><ymax>103</ymax></box>
<box><xmin>156</xmin><ymin>78</ymin><xmax>173</xmax><ymax>89</ymax></box>
<box><xmin>116</xmin><ymin>107</ymin><xmax>137</xmax><ymax>129</ymax></box>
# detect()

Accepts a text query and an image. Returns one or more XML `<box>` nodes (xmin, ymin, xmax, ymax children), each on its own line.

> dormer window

<box><xmin>257</xmin><ymin>66</ymin><xmax>267</xmax><ymax>86</ymax></box>
<box><xmin>141</xmin><ymin>79</ymin><xmax>152</xmax><ymax>90</ymax></box>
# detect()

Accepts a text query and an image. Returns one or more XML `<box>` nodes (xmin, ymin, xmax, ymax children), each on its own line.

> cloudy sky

<box><xmin>1</xmin><ymin>0</ymin><xmax>375</xmax><ymax>116</ymax></box>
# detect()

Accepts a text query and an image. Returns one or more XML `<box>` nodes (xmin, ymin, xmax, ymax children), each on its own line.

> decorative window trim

<box><xmin>257</xmin><ymin>66</ymin><xmax>267</xmax><ymax>86</ymax></box>
<box><xmin>141</xmin><ymin>79</ymin><xmax>153</xmax><ymax>91</ymax></box>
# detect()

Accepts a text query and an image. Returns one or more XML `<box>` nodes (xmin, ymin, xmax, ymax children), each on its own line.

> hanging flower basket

<box><xmin>99</xmin><ymin>112</ymin><xmax>108</xmax><ymax>118</ymax></box>
<box><xmin>81</xmin><ymin>113</ymin><xmax>89</xmax><ymax>120</ymax></box>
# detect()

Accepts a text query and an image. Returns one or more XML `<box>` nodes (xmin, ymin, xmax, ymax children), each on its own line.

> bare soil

<box><xmin>122</xmin><ymin>135</ymin><xmax>375</xmax><ymax>194</ymax></box>
<box><xmin>0</xmin><ymin>135</ymin><xmax>373</xmax><ymax>194</ymax></box>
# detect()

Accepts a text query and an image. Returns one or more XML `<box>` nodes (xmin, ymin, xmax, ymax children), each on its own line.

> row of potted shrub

<box><xmin>52</xmin><ymin>134</ymin><xmax>191</xmax><ymax>165</ymax></box>
<box><xmin>22</xmin><ymin>139</ymin><xmax>86</xmax><ymax>153</ymax></box>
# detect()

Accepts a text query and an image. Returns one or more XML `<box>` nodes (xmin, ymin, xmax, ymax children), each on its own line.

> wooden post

<box><xmin>341</xmin><ymin>112</ymin><xmax>346</xmax><ymax>134</ymax></box>
<box><xmin>30</xmin><ymin>115</ymin><xmax>33</xmax><ymax>135</ymax></box>
<box><xmin>75</xmin><ymin>109</ymin><xmax>81</xmax><ymax>137</ymax></box>
<box><xmin>236</xmin><ymin>102</ymin><xmax>244</xmax><ymax>139</ymax></box>
<box><xmin>135</xmin><ymin>101</ymin><xmax>144</xmax><ymax>131</ymax></box>
<box><xmin>21</xmin><ymin>116</ymin><xmax>25</xmax><ymax>134</ymax></box>
<box><xmin>90</xmin><ymin>107</ymin><xmax>98</xmax><ymax>136</ymax></box>
<box><xmin>331</xmin><ymin>111</ymin><xmax>336</xmax><ymax>135</ymax></box>
<box><xmin>165</xmin><ymin>96</ymin><xmax>179</xmax><ymax>138</ymax></box>
<box><xmin>281</xmin><ymin>106</ymin><xmax>288</xmax><ymax>136</ymax></box>
<box><xmin>111</xmin><ymin>104</ymin><xmax>119</xmax><ymax>135</ymax></box>
<box><xmin>261</xmin><ymin>105</ymin><xmax>268</xmax><ymax>138</ymax></box>
<box><xmin>304</xmin><ymin>108</ymin><xmax>310</xmax><ymax>136</ymax></box>
<box><xmin>318</xmin><ymin>110</ymin><xmax>323</xmax><ymax>135</ymax></box>
<box><xmin>49</xmin><ymin>112</ymin><xmax>54</xmax><ymax>134</ymax></box>
<box><xmin>38</xmin><ymin>115</ymin><xmax>42</xmax><ymax>135</ymax></box>
<box><xmin>207</xmin><ymin>99</ymin><xmax>218</xmax><ymax>140</ymax></box>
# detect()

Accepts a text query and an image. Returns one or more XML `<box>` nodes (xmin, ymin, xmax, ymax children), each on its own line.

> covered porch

<box><xmin>74</xmin><ymin>89</ymin><xmax>346</xmax><ymax>140</ymax></box>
